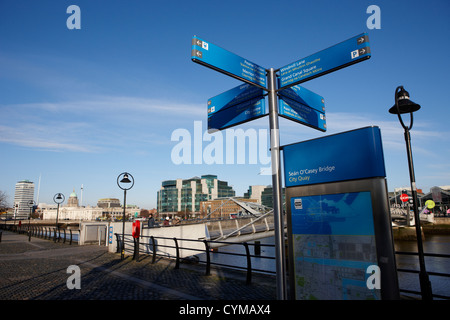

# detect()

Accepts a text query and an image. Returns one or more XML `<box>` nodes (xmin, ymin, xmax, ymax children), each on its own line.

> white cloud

<box><xmin>0</xmin><ymin>96</ymin><xmax>205</xmax><ymax>153</ymax></box>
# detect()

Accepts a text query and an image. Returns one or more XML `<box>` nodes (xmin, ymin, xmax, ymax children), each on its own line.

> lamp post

<box><xmin>117</xmin><ymin>172</ymin><xmax>134</xmax><ymax>260</ymax></box>
<box><xmin>389</xmin><ymin>85</ymin><xmax>433</xmax><ymax>300</ymax></box>
<box><xmin>27</xmin><ymin>200</ymin><xmax>35</xmax><ymax>242</ymax></box>
<box><xmin>53</xmin><ymin>193</ymin><xmax>65</xmax><ymax>228</ymax></box>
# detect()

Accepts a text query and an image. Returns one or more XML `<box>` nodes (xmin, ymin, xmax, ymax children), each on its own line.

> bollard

<box><xmin>150</xmin><ymin>236</ymin><xmax>157</xmax><ymax>264</ymax></box>
<box><xmin>115</xmin><ymin>233</ymin><xmax>121</xmax><ymax>253</ymax></box>
<box><xmin>243</xmin><ymin>242</ymin><xmax>252</xmax><ymax>285</ymax></box>
<box><xmin>173</xmin><ymin>238</ymin><xmax>180</xmax><ymax>270</ymax></box>
<box><xmin>132</xmin><ymin>237</ymin><xmax>140</xmax><ymax>261</ymax></box>
<box><xmin>254</xmin><ymin>241</ymin><xmax>261</xmax><ymax>256</ymax></box>
<box><xmin>203</xmin><ymin>240</ymin><xmax>211</xmax><ymax>276</ymax></box>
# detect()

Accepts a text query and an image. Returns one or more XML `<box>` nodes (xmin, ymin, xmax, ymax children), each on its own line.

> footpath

<box><xmin>0</xmin><ymin>230</ymin><xmax>277</xmax><ymax>301</ymax></box>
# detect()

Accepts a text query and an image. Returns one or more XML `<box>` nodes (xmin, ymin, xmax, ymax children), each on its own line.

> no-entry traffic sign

<box><xmin>400</xmin><ymin>193</ymin><xmax>409</xmax><ymax>202</ymax></box>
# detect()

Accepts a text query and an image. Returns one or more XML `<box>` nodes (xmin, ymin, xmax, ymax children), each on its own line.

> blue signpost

<box><xmin>278</xmin><ymin>84</ymin><xmax>326</xmax><ymax>131</ymax></box>
<box><xmin>192</xmin><ymin>36</ymin><xmax>267</xmax><ymax>88</ymax></box>
<box><xmin>278</xmin><ymin>98</ymin><xmax>326</xmax><ymax>132</ymax></box>
<box><xmin>191</xmin><ymin>33</ymin><xmax>372</xmax><ymax>300</ymax></box>
<box><xmin>278</xmin><ymin>33</ymin><xmax>370</xmax><ymax>89</ymax></box>
<box><xmin>207</xmin><ymin>84</ymin><xmax>265</xmax><ymax>131</ymax></box>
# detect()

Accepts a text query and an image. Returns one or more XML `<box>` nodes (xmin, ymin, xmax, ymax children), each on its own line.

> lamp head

<box><xmin>389</xmin><ymin>86</ymin><xmax>421</xmax><ymax>114</ymax></box>
<box><xmin>120</xmin><ymin>173</ymin><xmax>132</xmax><ymax>184</ymax></box>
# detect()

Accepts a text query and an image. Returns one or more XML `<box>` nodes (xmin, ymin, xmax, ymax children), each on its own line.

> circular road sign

<box><xmin>400</xmin><ymin>194</ymin><xmax>409</xmax><ymax>202</ymax></box>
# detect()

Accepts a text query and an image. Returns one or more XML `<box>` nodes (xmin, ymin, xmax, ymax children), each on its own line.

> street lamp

<box><xmin>53</xmin><ymin>193</ymin><xmax>65</xmax><ymax>241</ymax></box>
<box><xmin>27</xmin><ymin>200</ymin><xmax>35</xmax><ymax>242</ymax></box>
<box><xmin>117</xmin><ymin>172</ymin><xmax>134</xmax><ymax>260</ymax></box>
<box><xmin>389</xmin><ymin>85</ymin><xmax>433</xmax><ymax>300</ymax></box>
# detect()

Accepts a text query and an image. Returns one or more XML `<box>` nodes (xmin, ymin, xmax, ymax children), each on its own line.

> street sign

<box><xmin>278</xmin><ymin>33</ymin><xmax>371</xmax><ymax>89</ymax></box>
<box><xmin>400</xmin><ymin>194</ymin><xmax>409</xmax><ymax>202</ymax></box>
<box><xmin>283</xmin><ymin>126</ymin><xmax>385</xmax><ymax>187</ymax></box>
<box><xmin>278</xmin><ymin>97</ymin><xmax>326</xmax><ymax>132</ymax></box>
<box><xmin>425</xmin><ymin>200</ymin><xmax>435</xmax><ymax>209</ymax></box>
<box><xmin>278</xmin><ymin>84</ymin><xmax>325</xmax><ymax>113</ymax></box>
<box><xmin>208</xmin><ymin>96</ymin><xmax>265</xmax><ymax>131</ymax></box>
<box><xmin>208</xmin><ymin>83</ymin><xmax>264</xmax><ymax>115</ymax></box>
<box><xmin>207</xmin><ymin>83</ymin><xmax>266</xmax><ymax>131</ymax></box>
<box><xmin>191</xmin><ymin>36</ymin><xmax>267</xmax><ymax>88</ymax></box>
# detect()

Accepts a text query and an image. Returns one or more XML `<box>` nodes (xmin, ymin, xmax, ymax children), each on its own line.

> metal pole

<box><xmin>267</xmin><ymin>68</ymin><xmax>287</xmax><ymax>300</ymax></box>
<box><xmin>28</xmin><ymin>207</ymin><xmax>32</xmax><ymax>242</ymax></box>
<box><xmin>404</xmin><ymin>128</ymin><xmax>433</xmax><ymax>300</ymax></box>
<box><xmin>56</xmin><ymin>203</ymin><xmax>59</xmax><ymax>230</ymax></box>
<box><xmin>121</xmin><ymin>189</ymin><xmax>127</xmax><ymax>260</ymax></box>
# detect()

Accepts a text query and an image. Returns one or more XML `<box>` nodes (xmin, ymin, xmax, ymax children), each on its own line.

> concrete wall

<box><xmin>107</xmin><ymin>222</ymin><xmax>208</xmax><ymax>258</ymax></box>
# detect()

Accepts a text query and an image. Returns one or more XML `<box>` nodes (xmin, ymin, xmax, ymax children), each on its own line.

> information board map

<box><xmin>290</xmin><ymin>191</ymin><xmax>381</xmax><ymax>300</ymax></box>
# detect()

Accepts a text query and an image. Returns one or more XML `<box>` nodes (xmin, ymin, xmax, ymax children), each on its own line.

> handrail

<box><xmin>115</xmin><ymin>232</ymin><xmax>276</xmax><ymax>285</ymax></box>
<box><xmin>0</xmin><ymin>223</ymin><xmax>79</xmax><ymax>245</ymax></box>
<box><xmin>395</xmin><ymin>250</ymin><xmax>450</xmax><ymax>299</ymax></box>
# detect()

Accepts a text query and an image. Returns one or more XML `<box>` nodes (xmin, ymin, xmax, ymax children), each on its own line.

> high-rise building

<box><xmin>14</xmin><ymin>180</ymin><xmax>35</xmax><ymax>218</ymax></box>
<box><xmin>157</xmin><ymin>175</ymin><xmax>235</xmax><ymax>215</ymax></box>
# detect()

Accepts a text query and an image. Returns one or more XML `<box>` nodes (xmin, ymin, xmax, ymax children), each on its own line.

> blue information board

<box><xmin>289</xmin><ymin>191</ymin><xmax>380</xmax><ymax>300</ymax></box>
<box><xmin>192</xmin><ymin>36</ymin><xmax>267</xmax><ymax>88</ymax></box>
<box><xmin>279</xmin><ymin>33</ymin><xmax>370</xmax><ymax>89</ymax></box>
<box><xmin>282</xmin><ymin>126</ymin><xmax>385</xmax><ymax>187</ymax></box>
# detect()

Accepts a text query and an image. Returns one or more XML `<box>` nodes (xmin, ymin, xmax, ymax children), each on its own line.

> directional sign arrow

<box><xmin>207</xmin><ymin>83</ymin><xmax>266</xmax><ymax>132</ymax></box>
<box><xmin>191</xmin><ymin>36</ymin><xmax>267</xmax><ymax>89</ymax></box>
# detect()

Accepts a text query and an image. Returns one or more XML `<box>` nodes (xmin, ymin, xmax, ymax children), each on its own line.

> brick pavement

<box><xmin>0</xmin><ymin>230</ymin><xmax>277</xmax><ymax>300</ymax></box>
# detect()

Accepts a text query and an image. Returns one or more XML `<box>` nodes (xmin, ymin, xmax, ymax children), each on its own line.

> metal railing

<box><xmin>115</xmin><ymin>232</ymin><xmax>450</xmax><ymax>298</ymax></box>
<box><xmin>115</xmin><ymin>233</ymin><xmax>276</xmax><ymax>285</ymax></box>
<box><xmin>395</xmin><ymin>250</ymin><xmax>450</xmax><ymax>300</ymax></box>
<box><xmin>0</xmin><ymin>223</ymin><xmax>79</xmax><ymax>245</ymax></box>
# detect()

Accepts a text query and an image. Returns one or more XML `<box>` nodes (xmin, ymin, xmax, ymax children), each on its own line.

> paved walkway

<box><xmin>0</xmin><ymin>230</ymin><xmax>277</xmax><ymax>300</ymax></box>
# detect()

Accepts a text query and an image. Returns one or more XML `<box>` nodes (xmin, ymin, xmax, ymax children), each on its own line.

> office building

<box><xmin>14</xmin><ymin>180</ymin><xmax>35</xmax><ymax>219</ymax></box>
<box><xmin>243</xmin><ymin>185</ymin><xmax>267</xmax><ymax>204</ymax></box>
<box><xmin>157</xmin><ymin>175</ymin><xmax>235</xmax><ymax>215</ymax></box>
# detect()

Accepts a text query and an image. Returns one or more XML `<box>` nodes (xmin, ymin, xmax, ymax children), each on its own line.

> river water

<box><xmin>197</xmin><ymin>235</ymin><xmax>450</xmax><ymax>299</ymax></box>
<box><xmin>395</xmin><ymin>235</ymin><xmax>450</xmax><ymax>299</ymax></box>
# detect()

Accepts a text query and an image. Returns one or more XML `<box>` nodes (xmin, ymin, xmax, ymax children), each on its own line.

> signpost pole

<box><xmin>267</xmin><ymin>68</ymin><xmax>287</xmax><ymax>300</ymax></box>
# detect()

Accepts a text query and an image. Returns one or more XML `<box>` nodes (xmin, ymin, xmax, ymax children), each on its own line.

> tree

<box><xmin>0</xmin><ymin>190</ymin><xmax>9</xmax><ymax>213</ymax></box>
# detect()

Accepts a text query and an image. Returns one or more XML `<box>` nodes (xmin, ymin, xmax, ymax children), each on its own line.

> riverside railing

<box><xmin>395</xmin><ymin>250</ymin><xmax>450</xmax><ymax>300</ymax></box>
<box><xmin>115</xmin><ymin>231</ymin><xmax>450</xmax><ymax>299</ymax></box>
<box><xmin>115</xmin><ymin>233</ymin><xmax>276</xmax><ymax>285</ymax></box>
<box><xmin>0</xmin><ymin>223</ymin><xmax>79</xmax><ymax>245</ymax></box>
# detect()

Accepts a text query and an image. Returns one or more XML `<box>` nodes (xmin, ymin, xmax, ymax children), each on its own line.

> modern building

<box><xmin>14</xmin><ymin>180</ymin><xmax>35</xmax><ymax>219</ymax></box>
<box><xmin>243</xmin><ymin>185</ymin><xmax>267</xmax><ymax>204</ymax></box>
<box><xmin>260</xmin><ymin>185</ymin><xmax>285</xmax><ymax>209</ymax></box>
<box><xmin>157</xmin><ymin>175</ymin><xmax>235</xmax><ymax>215</ymax></box>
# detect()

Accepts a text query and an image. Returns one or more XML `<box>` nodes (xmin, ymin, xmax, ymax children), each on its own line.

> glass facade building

<box><xmin>157</xmin><ymin>175</ymin><xmax>235</xmax><ymax>214</ymax></box>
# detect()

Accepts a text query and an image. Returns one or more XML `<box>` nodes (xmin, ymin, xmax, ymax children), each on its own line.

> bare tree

<box><xmin>0</xmin><ymin>190</ymin><xmax>9</xmax><ymax>212</ymax></box>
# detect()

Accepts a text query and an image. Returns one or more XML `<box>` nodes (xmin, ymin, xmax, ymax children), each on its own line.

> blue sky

<box><xmin>1</xmin><ymin>0</ymin><xmax>449</xmax><ymax>209</ymax></box>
